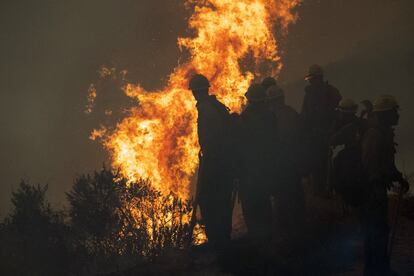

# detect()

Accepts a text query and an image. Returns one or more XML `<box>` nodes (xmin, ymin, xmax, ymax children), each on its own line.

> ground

<box><xmin>107</xmin><ymin>192</ymin><xmax>414</xmax><ymax>276</ymax></box>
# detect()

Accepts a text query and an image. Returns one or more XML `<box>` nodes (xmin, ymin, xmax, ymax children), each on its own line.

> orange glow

<box><xmin>90</xmin><ymin>1</ymin><xmax>301</xmax><ymax>245</ymax></box>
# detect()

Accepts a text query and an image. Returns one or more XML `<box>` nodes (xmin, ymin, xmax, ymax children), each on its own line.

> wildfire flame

<box><xmin>91</xmin><ymin>0</ymin><xmax>301</xmax><ymax>201</ymax></box>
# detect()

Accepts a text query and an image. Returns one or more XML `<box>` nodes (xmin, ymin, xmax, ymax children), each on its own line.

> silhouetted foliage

<box><xmin>66</xmin><ymin>167</ymin><xmax>193</xmax><ymax>274</ymax></box>
<box><xmin>0</xmin><ymin>169</ymin><xmax>195</xmax><ymax>275</ymax></box>
<box><xmin>0</xmin><ymin>181</ymin><xmax>69</xmax><ymax>275</ymax></box>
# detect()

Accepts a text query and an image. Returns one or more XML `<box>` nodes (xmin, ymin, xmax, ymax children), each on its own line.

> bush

<box><xmin>0</xmin><ymin>181</ymin><xmax>69</xmax><ymax>276</ymax></box>
<box><xmin>0</xmin><ymin>169</ymin><xmax>195</xmax><ymax>275</ymax></box>
<box><xmin>66</xmin><ymin>167</ymin><xmax>193</xmax><ymax>274</ymax></box>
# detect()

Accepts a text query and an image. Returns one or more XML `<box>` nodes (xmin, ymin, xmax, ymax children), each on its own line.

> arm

<box><xmin>330</xmin><ymin>123</ymin><xmax>356</xmax><ymax>147</ymax></box>
<box><xmin>361</xmin><ymin>129</ymin><xmax>382</xmax><ymax>182</ymax></box>
<box><xmin>300</xmin><ymin>88</ymin><xmax>312</xmax><ymax>128</ymax></box>
<box><xmin>329</xmin><ymin>85</ymin><xmax>342</xmax><ymax>107</ymax></box>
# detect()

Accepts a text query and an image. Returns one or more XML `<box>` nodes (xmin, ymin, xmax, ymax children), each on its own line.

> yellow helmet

<box><xmin>337</xmin><ymin>98</ymin><xmax>358</xmax><ymax>113</ymax></box>
<box><xmin>373</xmin><ymin>95</ymin><xmax>399</xmax><ymax>112</ymax></box>
<box><xmin>305</xmin><ymin>64</ymin><xmax>323</xmax><ymax>80</ymax></box>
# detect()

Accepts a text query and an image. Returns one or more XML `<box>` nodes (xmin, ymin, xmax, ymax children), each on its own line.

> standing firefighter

<box><xmin>330</xmin><ymin>98</ymin><xmax>368</xmax><ymax>207</ymax></box>
<box><xmin>301</xmin><ymin>64</ymin><xmax>342</xmax><ymax>196</ymax></box>
<box><xmin>360</xmin><ymin>95</ymin><xmax>409</xmax><ymax>276</ymax></box>
<box><xmin>189</xmin><ymin>74</ymin><xmax>234</xmax><ymax>249</ymax></box>
<box><xmin>240</xmin><ymin>84</ymin><xmax>277</xmax><ymax>243</ymax></box>
<box><xmin>266</xmin><ymin>84</ymin><xmax>306</xmax><ymax>235</ymax></box>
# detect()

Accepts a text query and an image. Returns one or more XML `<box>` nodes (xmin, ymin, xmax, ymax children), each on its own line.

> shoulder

<box><xmin>326</xmin><ymin>82</ymin><xmax>340</xmax><ymax>95</ymax></box>
<box><xmin>209</xmin><ymin>95</ymin><xmax>229</xmax><ymax>113</ymax></box>
<box><xmin>326</xmin><ymin>82</ymin><xmax>338</xmax><ymax>90</ymax></box>
<box><xmin>242</xmin><ymin>104</ymin><xmax>272</xmax><ymax>120</ymax></box>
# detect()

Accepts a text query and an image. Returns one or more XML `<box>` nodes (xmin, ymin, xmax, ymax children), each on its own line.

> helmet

<box><xmin>266</xmin><ymin>85</ymin><xmax>284</xmax><ymax>100</ymax></box>
<box><xmin>245</xmin><ymin>84</ymin><xmax>266</xmax><ymax>102</ymax></box>
<box><xmin>373</xmin><ymin>95</ymin><xmax>399</xmax><ymax>112</ymax></box>
<box><xmin>360</xmin><ymin>100</ymin><xmax>373</xmax><ymax>111</ymax></box>
<box><xmin>189</xmin><ymin>74</ymin><xmax>210</xmax><ymax>91</ymax></box>
<box><xmin>305</xmin><ymin>64</ymin><xmax>323</xmax><ymax>80</ymax></box>
<box><xmin>261</xmin><ymin>77</ymin><xmax>277</xmax><ymax>90</ymax></box>
<box><xmin>337</xmin><ymin>98</ymin><xmax>358</xmax><ymax>113</ymax></box>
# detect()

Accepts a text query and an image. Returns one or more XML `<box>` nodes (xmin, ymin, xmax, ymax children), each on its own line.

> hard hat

<box><xmin>245</xmin><ymin>84</ymin><xmax>267</xmax><ymax>102</ymax></box>
<box><xmin>373</xmin><ymin>95</ymin><xmax>399</xmax><ymax>112</ymax></box>
<box><xmin>337</xmin><ymin>98</ymin><xmax>358</xmax><ymax>113</ymax></box>
<box><xmin>261</xmin><ymin>77</ymin><xmax>277</xmax><ymax>90</ymax></box>
<box><xmin>305</xmin><ymin>64</ymin><xmax>323</xmax><ymax>80</ymax></box>
<box><xmin>189</xmin><ymin>74</ymin><xmax>210</xmax><ymax>91</ymax></box>
<box><xmin>266</xmin><ymin>85</ymin><xmax>284</xmax><ymax>100</ymax></box>
<box><xmin>360</xmin><ymin>100</ymin><xmax>373</xmax><ymax>111</ymax></box>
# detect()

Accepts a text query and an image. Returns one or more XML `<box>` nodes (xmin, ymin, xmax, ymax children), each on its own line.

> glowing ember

<box><xmin>85</xmin><ymin>84</ymin><xmax>97</xmax><ymax>114</ymax></box>
<box><xmin>91</xmin><ymin>0</ymin><xmax>301</xmax><ymax>204</ymax></box>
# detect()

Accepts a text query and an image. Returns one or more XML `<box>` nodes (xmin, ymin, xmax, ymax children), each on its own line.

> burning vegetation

<box><xmin>89</xmin><ymin>0</ymin><xmax>302</xmax><ymax>241</ymax></box>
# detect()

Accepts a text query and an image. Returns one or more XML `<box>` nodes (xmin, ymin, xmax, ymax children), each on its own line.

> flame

<box><xmin>92</xmin><ymin>0</ymin><xmax>301</xmax><ymax>200</ymax></box>
<box><xmin>85</xmin><ymin>84</ymin><xmax>97</xmax><ymax>114</ymax></box>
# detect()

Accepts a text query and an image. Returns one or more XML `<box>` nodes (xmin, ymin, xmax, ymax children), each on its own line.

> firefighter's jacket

<box><xmin>361</xmin><ymin>125</ymin><xmax>403</xmax><ymax>189</ymax></box>
<box><xmin>195</xmin><ymin>95</ymin><xmax>233</xmax><ymax>197</ymax></box>
<box><xmin>271</xmin><ymin>103</ymin><xmax>307</xmax><ymax>175</ymax></box>
<box><xmin>301</xmin><ymin>82</ymin><xmax>342</xmax><ymax>134</ymax></box>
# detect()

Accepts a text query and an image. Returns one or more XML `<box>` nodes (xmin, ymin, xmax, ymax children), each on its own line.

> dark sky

<box><xmin>1</xmin><ymin>0</ymin><xmax>413</xmax><ymax>213</ymax></box>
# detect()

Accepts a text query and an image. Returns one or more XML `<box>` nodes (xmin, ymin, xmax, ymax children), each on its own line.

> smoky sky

<box><xmin>1</xmin><ymin>0</ymin><xmax>414</xmax><ymax>213</ymax></box>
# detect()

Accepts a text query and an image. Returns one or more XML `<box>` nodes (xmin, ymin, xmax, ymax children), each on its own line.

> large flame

<box><xmin>91</xmin><ymin>0</ymin><xmax>301</xmax><ymax>200</ymax></box>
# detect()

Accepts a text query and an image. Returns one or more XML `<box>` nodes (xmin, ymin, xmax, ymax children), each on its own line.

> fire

<box><xmin>91</xmin><ymin>0</ymin><xmax>301</xmax><ymax>201</ymax></box>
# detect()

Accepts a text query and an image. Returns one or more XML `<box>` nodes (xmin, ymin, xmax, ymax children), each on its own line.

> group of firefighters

<box><xmin>189</xmin><ymin>64</ymin><xmax>410</xmax><ymax>276</ymax></box>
